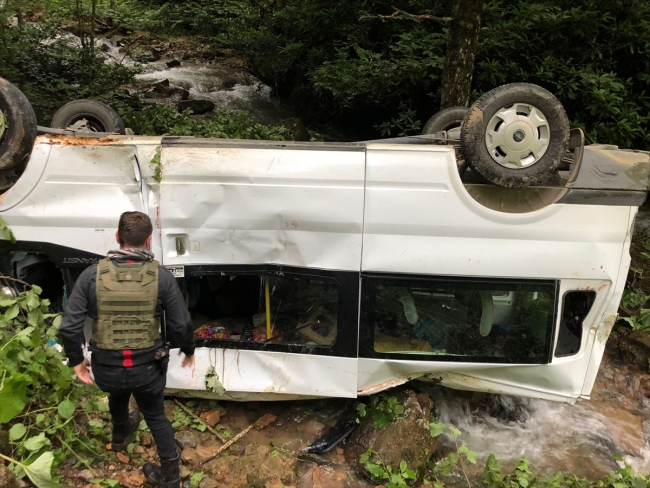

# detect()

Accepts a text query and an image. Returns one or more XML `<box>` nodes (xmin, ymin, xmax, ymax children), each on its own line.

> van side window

<box><xmin>361</xmin><ymin>276</ymin><xmax>557</xmax><ymax>363</ymax></box>
<box><xmin>187</xmin><ymin>274</ymin><xmax>338</xmax><ymax>347</ymax></box>
<box><xmin>555</xmin><ymin>291</ymin><xmax>595</xmax><ymax>357</ymax></box>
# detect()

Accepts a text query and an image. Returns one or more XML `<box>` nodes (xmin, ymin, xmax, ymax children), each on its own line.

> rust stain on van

<box><xmin>36</xmin><ymin>134</ymin><xmax>120</xmax><ymax>146</ymax></box>
<box><xmin>358</xmin><ymin>378</ymin><xmax>408</xmax><ymax>396</ymax></box>
<box><xmin>596</xmin><ymin>314</ymin><xmax>617</xmax><ymax>344</ymax></box>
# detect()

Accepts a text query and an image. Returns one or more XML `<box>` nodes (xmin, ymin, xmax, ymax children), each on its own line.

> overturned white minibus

<box><xmin>0</xmin><ymin>79</ymin><xmax>648</xmax><ymax>403</ymax></box>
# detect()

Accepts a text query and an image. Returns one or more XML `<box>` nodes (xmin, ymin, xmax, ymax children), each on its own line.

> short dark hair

<box><xmin>117</xmin><ymin>211</ymin><xmax>153</xmax><ymax>247</ymax></box>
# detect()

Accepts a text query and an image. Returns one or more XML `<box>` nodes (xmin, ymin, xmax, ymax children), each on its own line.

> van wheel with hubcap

<box><xmin>461</xmin><ymin>83</ymin><xmax>569</xmax><ymax>187</ymax></box>
<box><xmin>0</xmin><ymin>77</ymin><xmax>38</xmax><ymax>172</ymax></box>
<box><xmin>51</xmin><ymin>99</ymin><xmax>126</xmax><ymax>134</ymax></box>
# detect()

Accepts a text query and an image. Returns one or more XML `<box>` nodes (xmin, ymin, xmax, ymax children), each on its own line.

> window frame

<box><xmin>174</xmin><ymin>264</ymin><xmax>359</xmax><ymax>358</ymax></box>
<box><xmin>359</xmin><ymin>272</ymin><xmax>559</xmax><ymax>364</ymax></box>
<box><xmin>554</xmin><ymin>289</ymin><xmax>596</xmax><ymax>358</ymax></box>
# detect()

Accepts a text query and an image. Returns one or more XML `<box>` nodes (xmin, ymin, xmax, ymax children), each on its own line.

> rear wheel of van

<box><xmin>51</xmin><ymin>100</ymin><xmax>126</xmax><ymax>134</ymax></box>
<box><xmin>0</xmin><ymin>77</ymin><xmax>38</xmax><ymax>173</ymax></box>
<box><xmin>422</xmin><ymin>106</ymin><xmax>469</xmax><ymax>134</ymax></box>
<box><xmin>461</xmin><ymin>83</ymin><xmax>569</xmax><ymax>187</ymax></box>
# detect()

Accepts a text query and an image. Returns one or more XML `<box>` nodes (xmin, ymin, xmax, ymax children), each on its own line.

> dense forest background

<box><xmin>1</xmin><ymin>0</ymin><xmax>650</xmax><ymax>147</ymax></box>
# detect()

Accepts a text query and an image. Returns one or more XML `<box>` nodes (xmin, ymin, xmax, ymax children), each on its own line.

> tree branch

<box><xmin>378</xmin><ymin>7</ymin><xmax>452</xmax><ymax>22</ymax></box>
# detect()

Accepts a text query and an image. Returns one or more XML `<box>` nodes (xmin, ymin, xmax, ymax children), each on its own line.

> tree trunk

<box><xmin>440</xmin><ymin>0</ymin><xmax>484</xmax><ymax>109</ymax></box>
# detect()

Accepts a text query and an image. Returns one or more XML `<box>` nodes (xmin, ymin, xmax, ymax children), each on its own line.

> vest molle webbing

<box><xmin>93</xmin><ymin>258</ymin><xmax>160</xmax><ymax>350</ymax></box>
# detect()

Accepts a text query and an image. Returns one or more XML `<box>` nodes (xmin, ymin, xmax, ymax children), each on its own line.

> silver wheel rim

<box><xmin>0</xmin><ymin>109</ymin><xmax>6</xmax><ymax>142</ymax></box>
<box><xmin>485</xmin><ymin>103</ymin><xmax>550</xmax><ymax>169</ymax></box>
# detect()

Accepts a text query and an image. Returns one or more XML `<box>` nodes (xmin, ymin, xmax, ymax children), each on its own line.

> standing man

<box><xmin>59</xmin><ymin>211</ymin><xmax>195</xmax><ymax>488</ymax></box>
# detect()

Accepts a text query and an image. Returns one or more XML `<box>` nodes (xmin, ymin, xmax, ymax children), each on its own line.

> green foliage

<box><xmin>150</xmin><ymin>146</ymin><xmax>162</xmax><ymax>183</ymax></box>
<box><xmin>170</xmin><ymin>400</ymin><xmax>231</xmax><ymax>437</ymax></box>
<box><xmin>135</xmin><ymin>0</ymin><xmax>650</xmax><ymax>145</ymax></box>
<box><xmin>0</xmin><ymin>217</ymin><xmax>17</xmax><ymax>244</ymax></box>
<box><xmin>117</xmin><ymin>103</ymin><xmax>291</xmax><ymax>140</ymax></box>
<box><xmin>0</xmin><ymin>1</ymin><xmax>138</xmax><ymax>125</ymax></box>
<box><xmin>91</xmin><ymin>480</ymin><xmax>120</xmax><ymax>488</ymax></box>
<box><xmin>355</xmin><ymin>394</ymin><xmax>405</xmax><ymax>428</ymax></box>
<box><xmin>375</xmin><ymin>103</ymin><xmax>422</xmax><ymax>137</ymax></box>
<box><xmin>204</xmin><ymin>365</ymin><xmax>226</xmax><ymax>396</ymax></box>
<box><xmin>481</xmin><ymin>454</ymin><xmax>647</xmax><ymax>488</ymax></box>
<box><xmin>0</xmin><ymin>280</ymin><xmax>108</xmax><ymax>487</ymax></box>
<box><xmin>483</xmin><ymin>455</ymin><xmax>534</xmax><ymax>487</ymax></box>
<box><xmin>621</xmin><ymin>239</ymin><xmax>650</xmax><ymax>330</ymax></box>
<box><xmin>190</xmin><ymin>472</ymin><xmax>206</xmax><ymax>488</ymax></box>
<box><xmin>424</xmin><ymin>422</ymin><xmax>477</xmax><ymax>484</ymax></box>
<box><xmin>360</xmin><ymin>448</ymin><xmax>417</xmax><ymax>488</ymax></box>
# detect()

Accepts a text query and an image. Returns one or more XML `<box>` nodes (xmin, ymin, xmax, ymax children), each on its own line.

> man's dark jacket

<box><xmin>59</xmin><ymin>256</ymin><xmax>195</xmax><ymax>368</ymax></box>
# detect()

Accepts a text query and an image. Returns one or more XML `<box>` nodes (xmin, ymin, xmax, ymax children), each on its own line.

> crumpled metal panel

<box><xmin>157</xmin><ymin>145</ymin><xmax>365</xmax><ymax>271</ymax></box>
<box><xmin>165</xmin><ymin>347</ymin><xmax>357</xmax><ymax>399</ymax></box>
<box><xmin>0</xmin><ymin>144</ymin><xmax>144</xmax><ymax>253</ymax></box>
<box><xmin>571</xmin><ymin>146</ymin><xmax>650</xmax><ymax>191</ymax></box>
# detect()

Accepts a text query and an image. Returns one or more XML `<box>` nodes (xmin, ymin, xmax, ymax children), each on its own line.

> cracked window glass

<box><xmin>187</xmin><ymin>274</ymin><xmax>338</xmax><ymax>347</ymax></box>
<box><xmin>362</xmin><ymin>277</ymin><xmax>556</xmax><ymax>363</ymax></box>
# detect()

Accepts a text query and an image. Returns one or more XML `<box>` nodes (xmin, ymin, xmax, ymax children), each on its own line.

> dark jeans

<box><xmin>93</xmin><ymin>362</ymin><xmax>177</xmax><ymax>461</ymax></box>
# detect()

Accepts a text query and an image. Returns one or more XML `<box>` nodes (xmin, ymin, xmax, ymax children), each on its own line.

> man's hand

<box><xmin>180</xmin><ymin>352</ymin><xmax>195</xmax><ymax>369</ymax></box>
<box><xmin>73</xmin><ymin>358</ymin><xmax>94</xmax><ymax>384</ymax></box>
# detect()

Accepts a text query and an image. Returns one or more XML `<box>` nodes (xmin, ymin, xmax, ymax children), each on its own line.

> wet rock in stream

<box><xmin>178</xmin><ymin>99</ymin><xmax>216</xmax><ymax>115</ymax></box>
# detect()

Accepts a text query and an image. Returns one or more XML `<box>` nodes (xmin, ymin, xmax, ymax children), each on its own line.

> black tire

<box><xmin>51</xmin><ymin>99</ymin><xmax>126</xmax><ymax>134</ymax></box>
<box><xmin>0</xmin><ymin>77</ymin><xmax>37</xmax><ymax>171</ymax></box>
<box><xmin>422</xmin><ymin>106</ymin><xmax>469</xmax><ymax>134</ymax></box>
<box><xmin>460</xmin><ymin>83</ymin><xmax>569</xmax><ymax>187</ymax></box>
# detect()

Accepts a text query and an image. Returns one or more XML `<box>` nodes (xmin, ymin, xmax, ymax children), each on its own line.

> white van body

<box><xmin>0</xmin><ymin>134</ymin><xmax>647</xmax><ymax>403</ymax></box>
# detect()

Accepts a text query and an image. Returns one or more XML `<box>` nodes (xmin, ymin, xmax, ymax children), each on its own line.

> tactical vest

<box><xmin>92</xmin><ymin>258</ymin><xmax>160</xmax><ymax>350</ymax></box>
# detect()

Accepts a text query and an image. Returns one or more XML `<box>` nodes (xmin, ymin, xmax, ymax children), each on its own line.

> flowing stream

<box><xmin>425</xmin><ymin>350</ymin><xmax>650</xmax><ymax>480</ymax></box>
<box><xmin>100</xmin><ymin>38</ymin><xmax>295</xmax><ymax>126</ymax></box>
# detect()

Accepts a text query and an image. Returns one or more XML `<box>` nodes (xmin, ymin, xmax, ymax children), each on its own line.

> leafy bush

<box><xmin>0</xmin><ymin>279</ymin><xmax>108</xmax><ymax>486</ymax></box>
<box><xmin>117</xmin><ymin>103</ymin><xmax>291</xmax><ymax>140</ymax></box>
<box><xmin>0</xmin><ymin>2</ymin><xmax>138</xmax><ymax>125</ymax></box>
<box><xmin>360</xmin><ymin>449</ymin><xmax>417</xmax><ymax>488</ymax></box>
<box><xmin>355</xmin><ymin>394</ymin><xmax>405</xmax><ymax>428</ymax></box>
<box><xmin>482</xmin><ymin>454</ymin><xmax>647</xmax><ymax>488</ymax></box>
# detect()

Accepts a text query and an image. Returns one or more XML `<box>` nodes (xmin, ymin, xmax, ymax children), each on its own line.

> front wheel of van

<box><xmin>51</xmin><ymin>100</ymin><xmax>126</xmax><ymax>135</ymax></box>
<box><xmin>461</xmin><ymin>83</ymin><xmax>569</xmax><ymax>187</ymax></box>
<box><xmin>0</xmin><ymin>77</ymin><xmax>38</xmax><ymax>173</ymax></box>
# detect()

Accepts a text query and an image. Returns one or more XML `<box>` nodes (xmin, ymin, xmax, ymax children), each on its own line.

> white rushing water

<box><xmin>423</xmin><ymin>357</ymin><xmax>650</xmax><ymax>480</ymax></box>
<box><xmin>135</xmin><ymin>64</ymin><xmax>292</xmax><ymax>124</ymax></box>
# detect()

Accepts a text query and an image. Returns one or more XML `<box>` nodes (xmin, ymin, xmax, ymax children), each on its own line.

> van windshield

<box><xmin>361</xmin><ymin>276</ymin><xmax>557</xmax><ymax>363</ymax></box>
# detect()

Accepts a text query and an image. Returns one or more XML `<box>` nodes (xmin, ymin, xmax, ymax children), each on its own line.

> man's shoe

<box><xmin>143</xmin><ymin>462</ymin><xmax>163</xmax><ymax>485</ymax></box>
<box><xmin>143</xmin><ymin>455</ymin><xmax>180</xmax><ymax>488</ymax></box>
<box><xmin>111</xmin><ymin>411</ymin><xmax>141</xmax><ymax>452</ymax></box>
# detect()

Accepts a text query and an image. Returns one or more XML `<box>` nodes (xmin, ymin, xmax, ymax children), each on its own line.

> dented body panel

<box><xmin>0</xmin><ymin>135</ymin><xmax>644</xmax><ymax>403</ymax></box>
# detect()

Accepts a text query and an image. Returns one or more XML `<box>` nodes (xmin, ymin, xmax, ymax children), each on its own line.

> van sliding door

<box><xmin>158</xmin><ymin>140</ymin><xmax>365</xmax><ymax>398</ymax></box>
